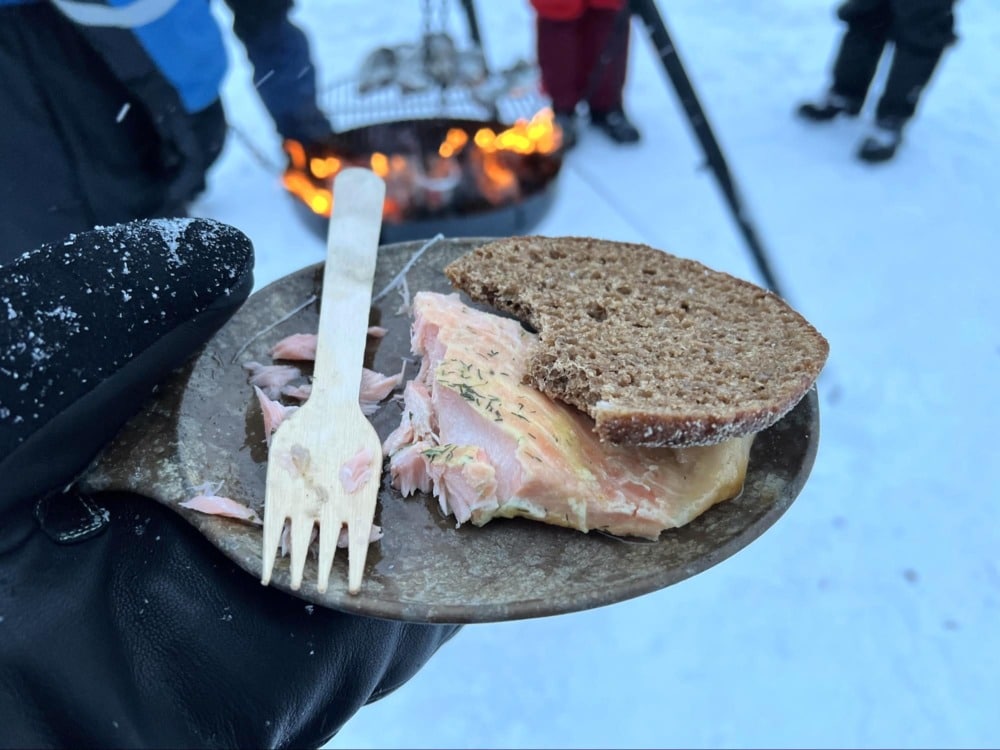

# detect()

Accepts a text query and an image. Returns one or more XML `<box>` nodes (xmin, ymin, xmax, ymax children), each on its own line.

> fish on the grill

<box><xmin>358</xmin><ymin>47</ymin><xmax>398</xmax><ymax>93</ymax></box>
<box><xmin>383</xmin><ymin>292</ymin><xmax>753</xmax><ymax>539</ymax></box>
<box><xmin>422</xmin><ymin>32</ymin><xmax>459</xmax><ymax>87</ymax></box>
<box><xmin>392</xmin><ymin>43</ymin><xmax>435</xmax><ymax>94</ymax></box>
<box><xmin>356</xmin><ymin>35</ymin><xmax>496</xmax><ymax>96</ymax></box>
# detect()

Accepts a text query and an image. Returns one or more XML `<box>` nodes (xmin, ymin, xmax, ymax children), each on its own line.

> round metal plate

<box><xmin>81</xmin><ymin>238</ymin><xmax>820</xmax><ymax>624</ymax></box>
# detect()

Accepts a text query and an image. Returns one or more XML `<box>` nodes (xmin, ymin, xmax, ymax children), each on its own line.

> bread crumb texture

<box><xmin>444</xmin><ymin>236</ymin><xmax>829</xmax><ymax>447</ymax></box>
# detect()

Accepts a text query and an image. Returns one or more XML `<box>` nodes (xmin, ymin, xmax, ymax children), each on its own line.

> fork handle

<box><xmin>312</xmin><ymin>168</ymin><xmax>386</xmax><ymax>401</ymax></box>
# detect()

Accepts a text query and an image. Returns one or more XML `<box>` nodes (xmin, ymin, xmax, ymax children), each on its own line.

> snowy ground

<box><xmin>194</xmin><ymin>1</ymin><xmax>999</xmax><ymax>747</ymax></box>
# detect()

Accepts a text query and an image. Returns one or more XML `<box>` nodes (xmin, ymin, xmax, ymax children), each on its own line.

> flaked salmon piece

<box><xmin>270</xmin><ymin>333</ymin><xmax>317</xmax><ymax>361</ymax></box>
<box><xmin>256</xmin><ymin>328</ymin><xmax>401</xmax><ymax>413</ymax></box>
<box><xmin>270</xmin><ymin>327</ymin><xmax>389</xmax><ymax>362</ymax></box>
<box><xmin>384</xmin><ymin>292</ymin><xmax>754</xmax><ymax>540</ymax></box>
<box><xmin>420</xmin><ymin>444</ymin><xmax>498</xmax><ymax>524</ymax></box>
<box><xmin>180</xmin><ymin>494</ymin><xmax>262</xmax><ymax>524</ymax></box>
<box><xmin>339</xmin><ymin>446</ymin><xmax>377</xmax><ymax>493</ymax></box>
<box><xmin>359</xmin><ymin>367</ymin><xmax>403</xmax><ymax>416</ymax></box>
<box><xmin>273</xmin><ymin>370</ymin><xmax>400</xmax><ymax>413</ymax></box>
<box><xmin>387</xmin><ymin>440</ymin><xmax>434</xmax><ymax>499</ymax></box>
<box><xmin>383</xmin><ymin>380</ymin><xmax>436</xmax><ymax>457</ymax></box>
<box><xmin>243</xmin><ymin>361</ymin><xmax>302</xmax><ymax>399</ymax></box>
<box><xmin>253</xmin><ymin>385</ymin><xmax>299</xmax><ymax>446</ymax></box>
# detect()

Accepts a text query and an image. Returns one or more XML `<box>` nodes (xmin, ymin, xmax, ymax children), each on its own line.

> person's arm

<box><xmin>223</xmin><ymin>0</ymin><xmax>335</xmax><ymax>143</ymax></box>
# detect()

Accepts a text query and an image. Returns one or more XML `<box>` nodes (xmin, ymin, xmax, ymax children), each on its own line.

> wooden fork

<box><xmin>261</xmin><ymin>167</ymin><xmax>387</xmax><ymax>595</ymax></box>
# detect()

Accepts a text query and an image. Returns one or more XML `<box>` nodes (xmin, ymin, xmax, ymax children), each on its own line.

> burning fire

<box><xmin>282</xmin><ymin>108</ymin><xmax>562</xmax><ymax>220</ymax></box>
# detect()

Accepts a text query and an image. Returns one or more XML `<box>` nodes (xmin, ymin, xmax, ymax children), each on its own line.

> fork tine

<box><xmin>346</xmin><ymin>445</ymin><xmax>380</xmax><ymax>594</ymax></box>
<box><xmin>316</xmin><ymin>509</ymin><xmax>341</xmax><ymax>594</ymax></box>
<box><xmin>260</xmin><ymin>502</ymin><xmax>287</xmax><ymax>586</ymax></box>
<box><xmin>288</xmin><ymin>514</ymin><xmax>315</xmax><ymax>591</ymax></box>
<box><xmin>347</xmin><ymin>512</ymin><xmax>377</xmax><ymax>594</ymax></box>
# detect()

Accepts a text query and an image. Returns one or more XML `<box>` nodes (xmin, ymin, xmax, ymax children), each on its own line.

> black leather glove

<box><xmin>0</xmin><ymin>219</ymin><xmax>459</xmax><ymax>748</ymax></box>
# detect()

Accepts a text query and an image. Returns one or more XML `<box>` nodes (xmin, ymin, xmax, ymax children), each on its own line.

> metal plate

<box><xmin>80</xmin><ymin>238</ymin><xmax>820</xmax><ymax>624</ymax></box>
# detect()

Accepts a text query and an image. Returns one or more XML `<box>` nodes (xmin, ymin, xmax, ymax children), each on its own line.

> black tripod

<box><xmin>627</xmin><ymin>0</ymin><xmax>784</xmax><ymax>297</ymax></box>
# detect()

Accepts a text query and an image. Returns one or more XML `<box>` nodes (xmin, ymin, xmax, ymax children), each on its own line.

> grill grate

<box><xmin>318</xmin><ymin>0</ymin><xmax>551</xmax><ymax>132</ymax></box>
<box><xmin>320</xmin><ymin>75</ymin><xmax>551</xmax><ymax>133</ymax></box>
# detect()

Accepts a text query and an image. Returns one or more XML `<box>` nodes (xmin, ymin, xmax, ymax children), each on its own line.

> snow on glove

<box><xmin>0</xmin><ymin>217</ymin><xmax>254</xmax><ymax>514</ymax></box>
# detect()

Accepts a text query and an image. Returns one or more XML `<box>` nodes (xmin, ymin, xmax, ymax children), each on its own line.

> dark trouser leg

<box><xmin>580</xmin><ymin>7</ymin><xmax>629</xmax><ymax>113</ymax></box>
<box><xmin>536</xmin><ymin>16</ymin><xmax>585</xmax><ymax>114</ymax></box>
<box><xmin>580</xmin><ymin>7</ymin><xmax>640</xmax><ymax>143</ymax></box>
<box><xmin>856</xmin><ymin>0</ymin><xmax>954</xmax><ymax>161</ymax></box>
<box><xmin>875</xmin><ymin>0</ymin><xmax>956</xmax><ymax>124</ymax></box>
<box><xmin>874</xmin><ymin>42</ymin><xmax>945</xmax><ymax>124</ymax></box>
<box><xmin>830</xmin><ymin>0</ymin><xmax>894</xmax><ymax>106</ymax></box>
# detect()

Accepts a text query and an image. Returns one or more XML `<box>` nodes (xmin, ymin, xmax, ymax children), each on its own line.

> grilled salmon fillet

<box><xmin>383</xmin><ymin>292</ymin><xmax>753</xmax><ymax>539</ymax></box>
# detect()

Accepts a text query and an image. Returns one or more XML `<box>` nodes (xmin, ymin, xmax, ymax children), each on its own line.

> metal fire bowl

<box><xmin>291</xmin><ymin>117</ymin><xmax>563</xmax><ymax>244</ymax></box>
<box><xmin>80</xmin><ymin>237</ymin><xmax>820</xmax><ymax>624</ymax></box>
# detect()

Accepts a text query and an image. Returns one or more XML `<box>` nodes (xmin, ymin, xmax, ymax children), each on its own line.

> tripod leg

<box><xmin>628</xmin><ymin>0</ymin><xmax>784</xmax><ymax>295</ymax></box>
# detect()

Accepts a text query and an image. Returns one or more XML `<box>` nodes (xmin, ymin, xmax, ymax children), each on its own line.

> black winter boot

<box><xmin>590</xmin><ymin>108</ymin><xmax>641</xmax><ymax>144</ymax></box>
<box><xmin>857</xmin><ymin>117</ymin><xmax>904</xmax><ymax>163</ymax></box>
<box><xmin>797</xmin><ymin>91</ymin><xmax>863</xmax><ymax>122</ymax></box>
<box><xmin>798</xmin><ymin>4</ymin><xmax>892</xmax><ymax>125</ymax></box>
<box><xmin>554</xmin><ymin>110</ymin><xmax>579</xmax><ymax>151</ymax></box>
<box><xmin>857</xmin><ymin>41</ymin><xmax>946</xmax><ymax>163</ymax></box>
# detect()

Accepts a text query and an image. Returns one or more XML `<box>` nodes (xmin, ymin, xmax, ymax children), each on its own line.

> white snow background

<box><xmin>193</xmin><ymin>1</ymin><xmax>999</xmax><ymax>747</ymax></box>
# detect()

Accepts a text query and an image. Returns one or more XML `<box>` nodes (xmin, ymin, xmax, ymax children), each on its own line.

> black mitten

<box><xmin>0</xmin><ymin>218</ymin><xmax>254</xmax><ymax>514</ymax></box>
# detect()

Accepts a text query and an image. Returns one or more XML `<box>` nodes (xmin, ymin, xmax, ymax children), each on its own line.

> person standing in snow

<box><xmin>530</xmin><ymin>0</ymin><xmax>641</xmax><ymax>149</ymax></box>
<box><xmin>797</xmin><ymin>0</ymin><xmax>958</xmax><ymax>162</ymax></box>
<box><xmin>0</xmin><ymin>0</ymin><xmax>339</xmax><ymax>265</ymax></box>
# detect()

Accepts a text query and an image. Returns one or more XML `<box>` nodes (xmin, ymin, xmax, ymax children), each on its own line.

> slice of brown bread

<box><xmin>443</xmin><ymin>236</ymin><xmax>829</xmax><ymax>447</ymax></box>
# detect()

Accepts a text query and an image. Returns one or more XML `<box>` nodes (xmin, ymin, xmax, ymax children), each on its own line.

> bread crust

<box><xmin>444</xmin><ymin>236</ymin><xmax>829</xmax><ymax>447</ymax></box>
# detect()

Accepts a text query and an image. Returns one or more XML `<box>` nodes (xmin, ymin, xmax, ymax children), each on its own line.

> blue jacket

<box><xmin>0</xmin><ymin>0</ymin><xmax>330</xmax><ymax>141</ymax></box>
<box><xmin>0</xmin><ymin>0</ymin><xmax>226</xmax><ymax>113</ymax></box>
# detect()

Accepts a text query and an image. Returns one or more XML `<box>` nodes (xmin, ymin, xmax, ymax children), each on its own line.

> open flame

<box><xmin>282</xmin><ymin>108</ymin><xmax>562</xmax><ymax>221</ymax></box>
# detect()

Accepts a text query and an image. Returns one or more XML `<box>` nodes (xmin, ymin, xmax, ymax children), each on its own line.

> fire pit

<box><xmin>282</xmin><ymin>2</ymin><xmax>564</xmax><ymax>243</ymax></box>
<box><xmin>283</xmin><ymin>110</ymin><xmax>563</xmax><ymax>244</ymax></box>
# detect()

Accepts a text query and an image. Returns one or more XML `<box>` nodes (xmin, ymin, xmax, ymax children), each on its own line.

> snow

<box><xmin>147</xmin><ymin>216</ymin><xmax>195</xmax><ymax>266</ymax></box>
<box><xmin>191</xmin><ymin>0</ymin><xmax>1000</xmax><ymax>747</ymax></box>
